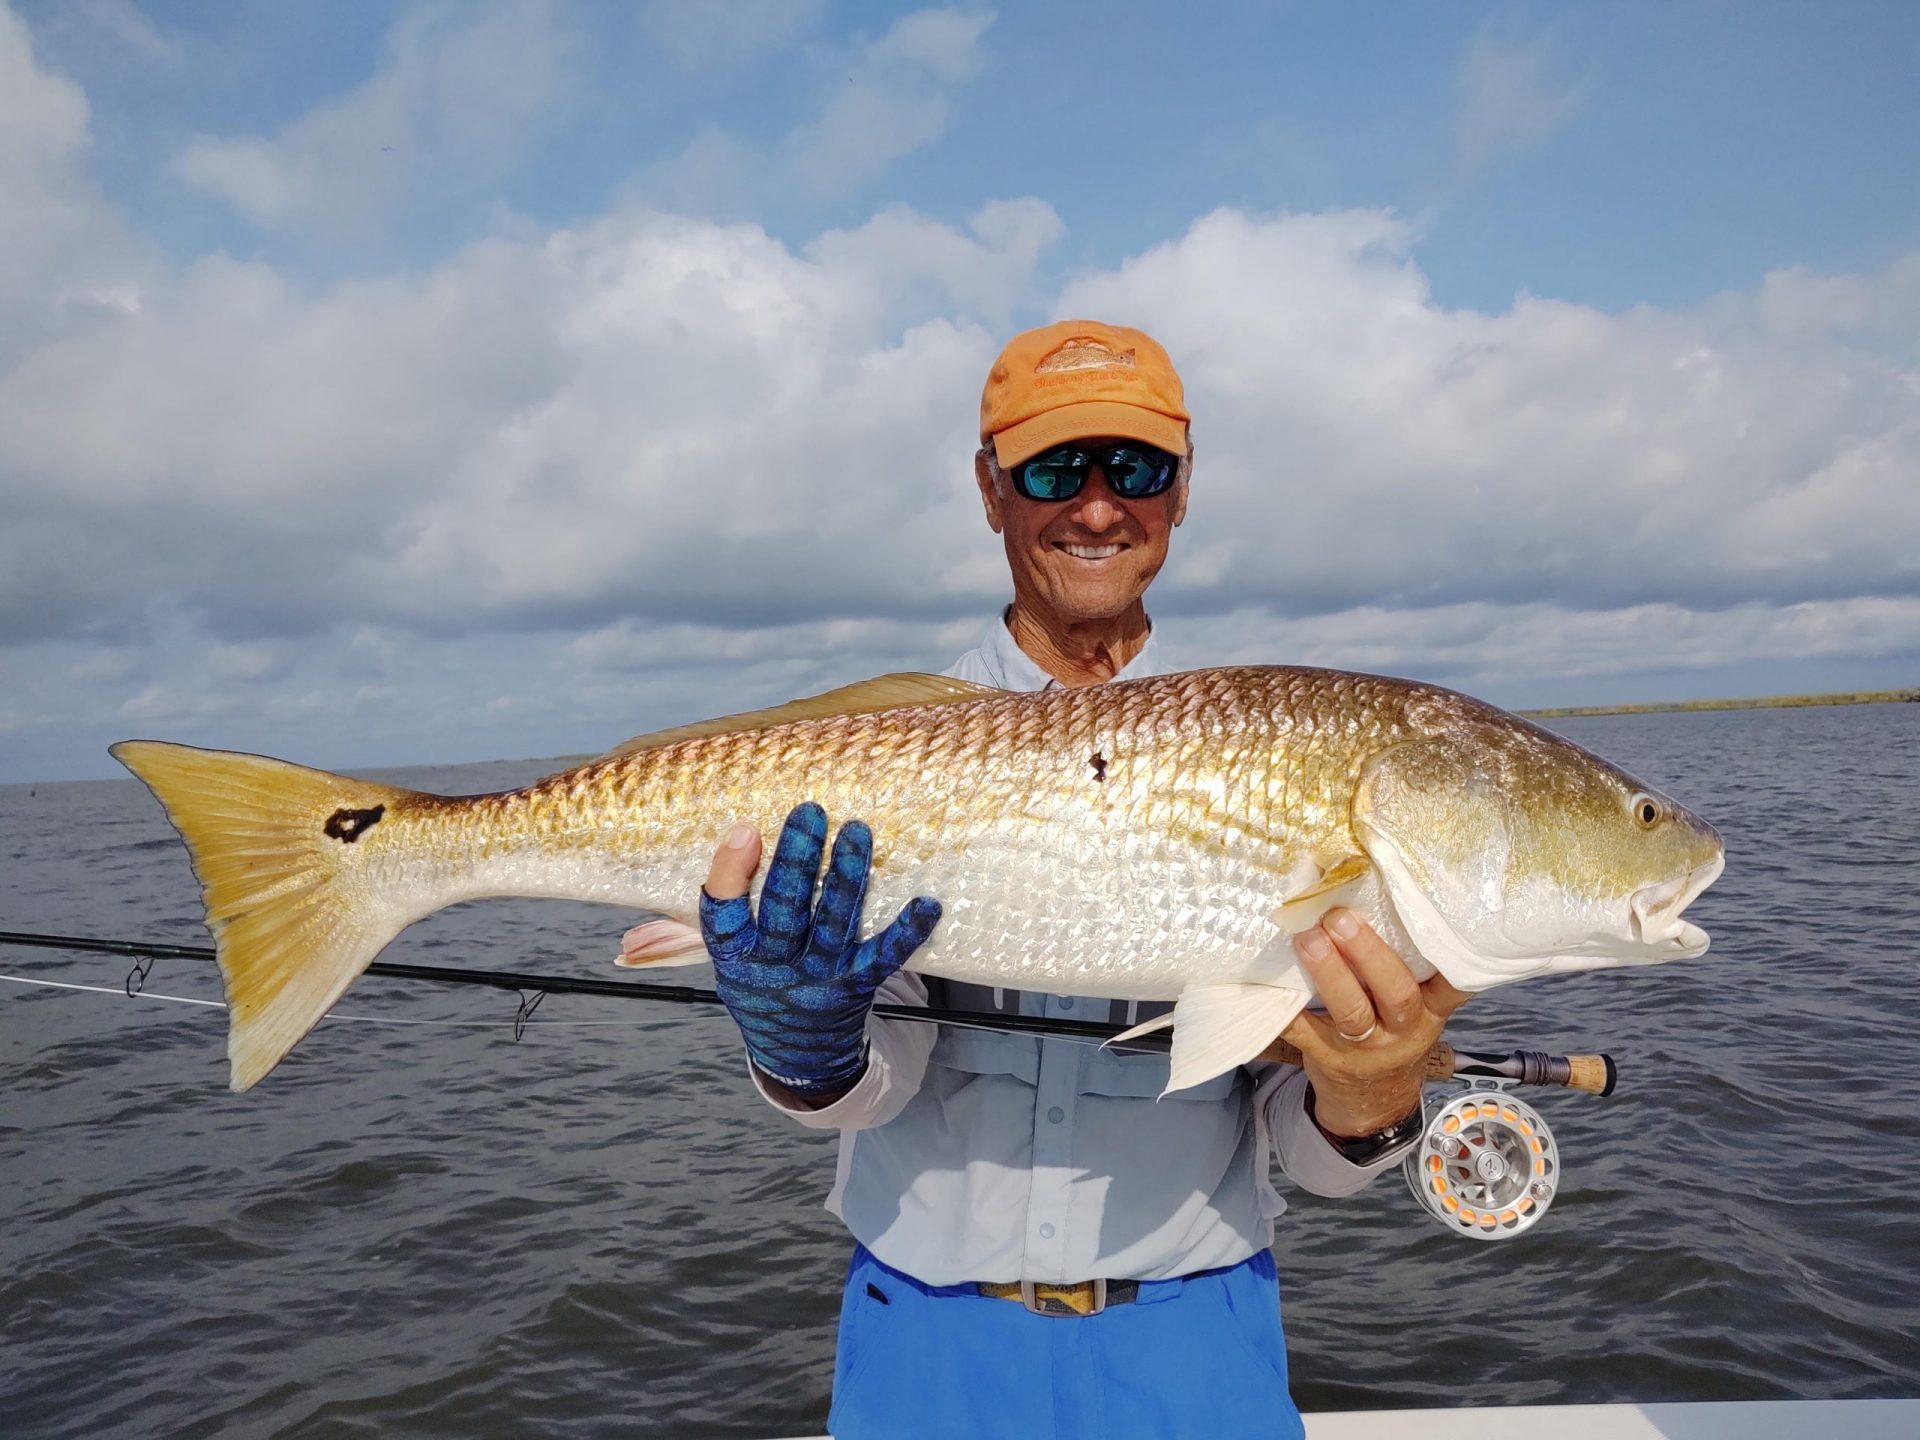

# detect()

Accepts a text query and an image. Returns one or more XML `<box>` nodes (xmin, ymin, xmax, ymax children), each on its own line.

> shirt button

<box><xmin>1039</xmin><ymin>1223</ymin><xmax>1056</xmax><ymax>1240</ymax></box>
<box><xmin>1047</xmin><ymin>1106</ymin><xmax>1065</xmax><ymax>1124</ymax></box>
<box><xmin>1058</xmin><ymin>998</ymin><xmax>1075</xmax><ymax>1011</ymax></box>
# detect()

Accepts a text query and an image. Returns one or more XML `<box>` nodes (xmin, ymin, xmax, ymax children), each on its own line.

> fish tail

<box><xmin>111</xmin><ymin>740</ymin><xmax>425</xmax><ymax>1092</ymax></box>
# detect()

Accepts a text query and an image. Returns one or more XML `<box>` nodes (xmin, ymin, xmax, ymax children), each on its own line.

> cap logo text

<box><xmin>1034</xmin><ymin>338</ymin><xmax>1136</xmax><ymax>375</ymax></box>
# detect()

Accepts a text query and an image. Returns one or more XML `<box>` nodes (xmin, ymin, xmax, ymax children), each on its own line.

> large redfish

<box><xmin>113</xmin><ymin>667</ymin><xmax>1724</xmax><ymax>1093</ymax></box>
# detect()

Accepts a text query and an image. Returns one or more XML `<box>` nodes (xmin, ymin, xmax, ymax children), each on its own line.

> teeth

<box><xmin>1064</xmin><ymin>544</ymin><xmax>1122</xmax><ymax>559</ymax></box>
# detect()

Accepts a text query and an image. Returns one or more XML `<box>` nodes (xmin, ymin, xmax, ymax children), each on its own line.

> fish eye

<box><xmin>1631</xmin><ymin>793</ymin><xmax>1663</xmax><ymax>828</ymax></box>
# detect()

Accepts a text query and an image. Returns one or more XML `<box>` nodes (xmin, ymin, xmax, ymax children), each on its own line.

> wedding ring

<box><xmin>1336</xmin><ymin>1021</ymin><xmax>1378</xmax><ymax>1044</ymax></box>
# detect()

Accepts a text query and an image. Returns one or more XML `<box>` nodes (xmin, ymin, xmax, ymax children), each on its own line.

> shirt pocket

<box><xmin>929</xmin><ymin>1026</ymin><xmax>1041</xmax><ymax>1086</ymax></box>
<box><xmin>1075</xmin><ymin>1046</ymin><xmax>1241</xmax><ymax>1103</ymax></box>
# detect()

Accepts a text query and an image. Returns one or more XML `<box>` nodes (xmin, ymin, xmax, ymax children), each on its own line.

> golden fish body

<box><xmin>436</xmin><ymin>668</ymin><xmax>1374</xmax><ymax>996</ymax></box>
<box><xmin>113</xmin><ymin>666</ymin><xmax>1724</xmax><ymax>1092</ymax></box>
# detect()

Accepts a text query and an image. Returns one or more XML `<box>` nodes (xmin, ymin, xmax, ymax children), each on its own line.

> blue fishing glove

<box><xmin>700</xmin><ymin>802</ymin><xmax>942</xmax><ymax>1097</ymax></box>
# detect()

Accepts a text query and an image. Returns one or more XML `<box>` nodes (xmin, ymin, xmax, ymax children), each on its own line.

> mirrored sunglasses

<box><xmin>1010</xmin><ymin>443</ymin><xmax>1181</xmax><ymax>502</ymax></box>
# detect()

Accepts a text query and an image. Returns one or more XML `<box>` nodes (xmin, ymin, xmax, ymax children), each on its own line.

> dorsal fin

<box><xmin>598</xmin><ymin>672</ymin><xmax>1003</xmax><ymax>760</ymax></box>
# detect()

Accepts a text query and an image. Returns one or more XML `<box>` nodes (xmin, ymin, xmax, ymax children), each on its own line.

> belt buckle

<box><xmin>1019</xmin><ymin>1278</ymin><xmax>1106</xmax><ymax>1318</ymax></box>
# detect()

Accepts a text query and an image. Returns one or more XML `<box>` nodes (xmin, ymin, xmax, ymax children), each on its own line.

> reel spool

<box><xmin>1405</xmin><ymin>1084</ymin><xmax>1558</xmax><ymax>1240</ymax></box>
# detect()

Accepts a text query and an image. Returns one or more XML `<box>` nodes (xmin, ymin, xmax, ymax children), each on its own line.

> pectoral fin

<box><xmin>616</xmin><ymin>918</ymin><xmax>707</xmax><ymax>968</ymax></box>
<box><xmin>1275</xmin><ymin>855</ymin><xmax>1373</xmax><ymax>934</ymax></box>
<box><xmin>1161</xmin><ymin>982</ymin><xmax>1312</xmax><ymax>1096</ymax></box>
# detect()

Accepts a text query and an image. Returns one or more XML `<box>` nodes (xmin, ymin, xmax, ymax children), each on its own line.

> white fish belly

<box><xmin>413</xmin><ymin>811</ymin><xmax>1300</xmax><ymax>1002</ymax></box>
<box><xmin>861</xmin><ymin>831</ymin><xmax>1290</xmax><ymax>1000</ymax></box>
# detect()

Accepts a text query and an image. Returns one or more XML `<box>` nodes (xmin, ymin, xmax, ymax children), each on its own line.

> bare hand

<box><xmin>1260</xmin><ymin>908</ymin><xmax>1471</xmax><ymax>1137</ymax></box>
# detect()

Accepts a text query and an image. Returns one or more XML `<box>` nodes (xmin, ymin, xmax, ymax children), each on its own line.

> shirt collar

<box><xmin>976</xmin><ymin>608</ymin><xmax>1162</xmax><ymax>692</ymax></box>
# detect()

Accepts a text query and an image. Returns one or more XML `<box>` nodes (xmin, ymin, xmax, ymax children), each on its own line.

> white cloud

<box><xmin>568</xmin><ymin>614</ymin><xmax>983</xmax><ymax>676</ymax></box>
<box><xmin>173</xmin><ymin>0</ymin><xmax>575</xmax><ymax>235</ymax></box>
<box><xmin>1057</xmin><ymin>209</ymin><xmax>1920</xmax><ymax>617</ymax></box>
<box><xmin>67</xmin><ymin>646</ymin><xmax>140</xmax><ymax>683</ymax></box>
<box><xmin>0</xmin><ymin>197</ymin><xmax>1060</xmax><ymax>653</ymax></box>
<box><xmin>3</xmin><ymin>198</ymin><xmax>1913</xmax><ymax>657</ymax></box>
<box><xmin>205</xmin><ymin>640</ymin><xmax>291</xmax><ymax>682</ymax></box>
<box><xmin>1158</xmin><ymin>597</ymin><xmax>1920</xmax><ymax>692</ymax></box>
<box><xmin>1744</xmin><ymin>258</ymin><xmax>1920</xmax><ymax>352</ymax></box>
<box><xmin>0</xmin><ymin>2</ymin><xmax>154</xmax><ymax>366</ymax></box>
<box><xmin>785</xmin><ymin>7</ymin><xmax>992</xmax><ymax>198</ymax></box>
<box><xmin>631</xmin><ymin>6</ymin><xmax>994</xmax><ymax>210</ymax></box>
<box><xmin>805</xmin><ymin>198</ymin><xmax>1063</xmax><ymax>327</ymax></box>
<box><xmin>53</xmin><ymin>0</ymin><xmax>174</xmax><ymax>61</ymax></box>
<box><xmin>0</xmin><ymin>3</ymin><xmax>88</xmax><ymax>197</ymax></box>
<box><xmin>1453</xmin><ymin>30</ymin><xmax>1584</xmax><ymax>173</ymax></box>
<box><xmin>639</xmin><ymin>0</ymin><xmax>825</xmax><ymax>71</ymax></box>
<box><xmin>626</xmin><ymin>125</ymin><xmax>766</xmax><ymax>220</ymax></box>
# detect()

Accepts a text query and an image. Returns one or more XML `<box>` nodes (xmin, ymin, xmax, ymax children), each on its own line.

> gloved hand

<box><xmin>700</xmin><ymin>801</ymin><xmax>941</xmax><ymax>1097</ymax></box>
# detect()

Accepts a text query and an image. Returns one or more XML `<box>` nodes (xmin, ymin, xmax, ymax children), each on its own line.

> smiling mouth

<box><xmin>1058</xmin><ymin>543</ymin><xmax>1125</xmax><ymax>560</ymax></box>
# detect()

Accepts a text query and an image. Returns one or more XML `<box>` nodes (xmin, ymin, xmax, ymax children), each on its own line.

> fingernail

<box><xmin>1296</xmin><ymin>929</ymin><xmax>1332</xmax><ymax>961</ymax></box>
<box><xmin>1327</xmin><ymin>909</ymin><xmax>1359</xmax><ymax>940</ymax></box>
<box><xmin>726</xmin><ymin>823</ymin><xmax>754</xmax><ymax>849</ymax></box>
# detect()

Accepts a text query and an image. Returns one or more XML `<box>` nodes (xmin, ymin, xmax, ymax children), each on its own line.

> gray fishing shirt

<box><xmin>751</xmin><ymin>613</ymin><xmax>1398</xmax><ymax>1285</ymax></box>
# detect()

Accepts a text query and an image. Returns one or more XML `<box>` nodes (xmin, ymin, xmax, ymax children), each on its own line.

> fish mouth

<box><xmin>1630</xmin><ymin>852</ymin><xmax>1725</xmax><ymax>953</ymax></box>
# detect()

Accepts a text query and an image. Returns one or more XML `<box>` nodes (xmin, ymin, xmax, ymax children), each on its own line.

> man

<box><xmin>694</xmin><ymin>322</ymin><xmax>1469</xmax><ymax>1437</ymax></box>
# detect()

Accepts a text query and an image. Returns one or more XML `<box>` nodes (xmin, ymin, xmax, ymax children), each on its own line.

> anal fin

<box><xmin>1163</xmin><ymin>982</ymin><xmax>1312</xmax><ymax>1095</ymax></box>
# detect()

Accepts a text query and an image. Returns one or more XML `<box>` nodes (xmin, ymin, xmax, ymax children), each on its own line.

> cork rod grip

<box><xmin>1261</xmin><ymin>1038</ymin><xmax>1616</xmax><ymax>1095</ymax></box>
<box><xmin>1564</xmin><ymin>1053</ymin><xmax>1617</xmax><ymax>1097</ymax></box>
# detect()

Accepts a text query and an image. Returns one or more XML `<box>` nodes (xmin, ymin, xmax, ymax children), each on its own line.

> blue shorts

<box><xmin>829</xmin><ymin>1245</ymin><xmax>1305</xmax><ymax>1439</ymax></box>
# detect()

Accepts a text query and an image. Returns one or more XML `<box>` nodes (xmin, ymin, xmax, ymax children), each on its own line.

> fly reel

<box><xmin>1405</xmin><ymin>1082</ymin><xmax>1559</xmax><ymax>1240</ymax></box>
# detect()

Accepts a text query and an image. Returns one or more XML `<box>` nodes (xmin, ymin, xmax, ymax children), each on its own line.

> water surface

<box><xmin>3</xmin><ymin>704</ymin><xmax>1916</xmax><ymax>1436</ymax></box>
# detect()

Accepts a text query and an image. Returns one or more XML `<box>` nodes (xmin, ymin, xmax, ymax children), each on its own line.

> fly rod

<box><xmin>0</xmin><ymin>928</ymin><xmax>1615</xmax><ymax>1094</ymax></box>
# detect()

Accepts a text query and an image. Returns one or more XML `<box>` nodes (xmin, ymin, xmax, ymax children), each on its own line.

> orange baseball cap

<box><xmin>980</xmin><ymin>320</ymin><xmax>1190</xmax><ymax>468</ymax></box>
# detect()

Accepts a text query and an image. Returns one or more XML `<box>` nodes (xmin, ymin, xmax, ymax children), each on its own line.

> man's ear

<box><xmin>974</xmin><ymin>449</ymin><xmax>1006</xmax><ymax>534</ymax></box>
<box><xmin>1170</xmin><ymin>442</ymin><xmax>1193</xmax><ymax>527</ymax></box>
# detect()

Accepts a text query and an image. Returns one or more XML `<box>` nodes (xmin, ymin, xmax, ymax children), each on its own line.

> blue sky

<box><xmin>1</xmin><ymin>1</ymin><xmax>1916</xmax><ymax>781</ymax></box>
<box><xmin>29</xmin><ymin>1</ymin><xmax>1919</xmax><ymax>309</ymax></box>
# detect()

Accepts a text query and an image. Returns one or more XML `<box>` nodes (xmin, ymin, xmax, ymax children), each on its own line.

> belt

<box><xmin>975</xmin><ymin>1278</ymin><xmax>1141</xmax><ymax>1317</ymax></box>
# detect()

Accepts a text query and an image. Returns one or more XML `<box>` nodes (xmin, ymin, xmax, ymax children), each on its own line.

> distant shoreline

<box><xmin>1521</xmin><ymin>688</ymin><xmax>1918</xmax><ymax>718</ymax></box>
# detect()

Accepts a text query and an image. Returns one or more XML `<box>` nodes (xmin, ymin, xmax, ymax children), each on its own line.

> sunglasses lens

<box><xmin>1015</xmin><ymin>450</ymin><xmax>1086</xmax><ymax>501</ymax></box>
<box><xmin>1104</xmin><ymin>446</ymin><xmax>1176</xmax><ymax>497</ymax></box>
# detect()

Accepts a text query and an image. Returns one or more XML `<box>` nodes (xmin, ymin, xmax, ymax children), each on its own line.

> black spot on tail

<box><xmin>1089</xmin><ymin>752</ymin><xmax>1108</xmax><ymax>783</ymax></box>
<box><xmin>324</xmin><ymin>804</ymin><xmax>386</xmax><ymax>843</ymax></box>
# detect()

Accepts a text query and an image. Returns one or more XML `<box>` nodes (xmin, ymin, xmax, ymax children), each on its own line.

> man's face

<box><xmin>974</xmin><ymin>435</ymin><xmax>1189</xmax><ymax>625</ymax></box>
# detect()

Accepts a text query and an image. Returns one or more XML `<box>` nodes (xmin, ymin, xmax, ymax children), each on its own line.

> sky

<box><xmin>0</xmin><ymin>0</ymin><xmax>1916</xmax><ymax>783</ymax></box>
